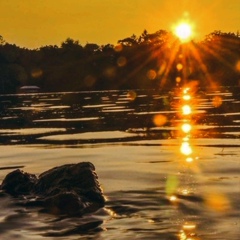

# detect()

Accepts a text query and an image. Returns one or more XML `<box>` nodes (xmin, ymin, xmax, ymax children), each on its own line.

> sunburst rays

<box><xmin>114</xmin><ymin>29</ymin><xmax>239</xmax><ymax>90</ymax></box>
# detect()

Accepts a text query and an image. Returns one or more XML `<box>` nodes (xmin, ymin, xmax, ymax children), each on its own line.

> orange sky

<box><xmin>0</xmin><ymin>0</ymin><xmax>239</xmax><ymax>49</ymax></box>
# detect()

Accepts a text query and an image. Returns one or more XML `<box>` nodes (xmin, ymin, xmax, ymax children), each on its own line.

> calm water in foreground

<box><xmin>0</xmin><ymin>87</ymin><xmax>239</xmax><ymax>239</ymax></box>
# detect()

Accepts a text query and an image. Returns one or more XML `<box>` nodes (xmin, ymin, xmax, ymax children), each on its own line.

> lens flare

<box><xmin>166</xmin><ymin>175</ymin><xmax>179</xmax><ymax>196</ymax></box>
<box><xmin>205</xmin><ymin>193</ymin><xmax>231</xmax><ymax>212</ymax></box>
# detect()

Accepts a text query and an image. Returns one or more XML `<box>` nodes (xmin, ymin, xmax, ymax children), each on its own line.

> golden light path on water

<box><xmin>145</xmin><ymin>12</ymin><xmax>239</xmax><ymax>237</ymax></box>
<box><xmin>163</xmin><ymin>86</ymin><xmax>232</xmax><ymax>239</ymax></box>
<box><xmin>177</xmin><ymin>87</ymin><xmax>199</xmax><ymax>239</ymax></box>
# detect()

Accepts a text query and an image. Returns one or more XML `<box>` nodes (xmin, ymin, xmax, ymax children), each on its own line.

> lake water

<box><xmin>0</xmin><ymin>87</ymin><xmax>239</xmax><ymax>239</ymax></box>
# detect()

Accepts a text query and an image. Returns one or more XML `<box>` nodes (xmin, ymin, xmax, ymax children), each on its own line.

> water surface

<box><xmin>0</xmin><ymin>87</ymin><xmax>239</xmax><ymax>239</ymax></box>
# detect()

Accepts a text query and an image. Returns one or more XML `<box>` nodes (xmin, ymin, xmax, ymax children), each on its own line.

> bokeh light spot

<box><xmin>117</xmin><ymin>56</ymin><xmax>127</xmax><ymax>67</ymax></box>
<box><xmin>176</xmin><ymin>77</ymin><xmax>181</xmax><ymax>83</ymax></box>
<box><xmin>153</xmin><ymin>114</ymin><xmax>167</xmax><ymax>126</ymax></box>
<box><xmin>127</xmin><ymin>90</ymin><xmax>137</xmax><ymax>101</ymax></box>
<box><xmin>205</xmin><ymin>193</ymin><xmax>231</xmax><ymax>212</ymax></box>
<box><xmin>114</xmin><ymin>44</ymin><xmax>123</xmax><ymax>52</ymax></box>
<box><xmin>212</xmin><ymin>96</ymin><xmax>223</xmax><ymax>107</ymax></box>
<box><xmin>104</xmin><ymin>67</ymin><xmax>116</xmax><ymax>78</ymax></box>
<box><xmin>176</xmin><ymin>63</ymin><xmax>183</xmax><ymax>71</ymax></box>
<box><xmin>147</xmin><ymin>69</ymin><xmax>157</xmax><ymax>80</ymax></box>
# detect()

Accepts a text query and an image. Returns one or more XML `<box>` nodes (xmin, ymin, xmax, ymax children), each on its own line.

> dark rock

<box><xmin>0</xmin><ymin>162</ymin><xmax>105</xmax><ymax>216</ymax></box>
<box><xmin>1</xmin><ymin>169</ymin><xmax>37</xmax><ymax>196</ymax></box>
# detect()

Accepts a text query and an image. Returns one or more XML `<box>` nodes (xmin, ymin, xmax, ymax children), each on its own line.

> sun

<box><xmin>175</xmin><ymin>22</ymin><xmax>193</xmax><ymax>42</ymax></box>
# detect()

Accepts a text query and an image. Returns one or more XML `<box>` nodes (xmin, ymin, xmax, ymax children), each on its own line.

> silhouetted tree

<box><xmin>0</xmin><ymin>30</ymin><xmax>239</xmax><ymax>93</ymax></box>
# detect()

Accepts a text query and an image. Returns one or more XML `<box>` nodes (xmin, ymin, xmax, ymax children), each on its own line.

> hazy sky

<box><xmin>0</xmin><ymin>0</ymin><xmax>239</xmax><ymax>49</ymax></box>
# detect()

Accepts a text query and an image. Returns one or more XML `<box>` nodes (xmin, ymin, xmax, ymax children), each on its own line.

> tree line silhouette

<box><xmin>0</xmin><ymin>30</ymin><xmax>239</xmax><ymax>93</ymax></box>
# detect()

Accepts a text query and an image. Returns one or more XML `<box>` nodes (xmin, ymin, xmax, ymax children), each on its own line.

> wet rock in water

<box><xmin>0</xmin><ymin>162</ymin><xmax>105</xmax><ymax>216</ymax></box>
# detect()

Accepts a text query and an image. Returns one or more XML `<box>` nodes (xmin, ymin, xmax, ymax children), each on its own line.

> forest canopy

<box><xmin>0</xmin><ymin>30</ymin><xmax>239</xmax><ymax>93</ymax></box>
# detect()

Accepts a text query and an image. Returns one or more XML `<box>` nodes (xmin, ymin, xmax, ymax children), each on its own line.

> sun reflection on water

<box><xmin>181</xmin><ymin>123</ymin><xmax>192</xmax><ymax>133</ymax></box>
<box><xmin>167</xmin><ymin>87</ymin><xmax>201</xmax><ymax>239</ymax></box>
<box><xmin>183</xmin><ymin>94</ymin><xmax>191</xmax><ymax>101</ymax></box>
<box><xmin>182</xmin><ymin>104</ymin><xmax>192</xmax><ymax>115</ymax></box>
<box><xmin>169</xmin><ymin>86</ymin><xmax>233</xmax><ymax>239</ymax></box>
<box><xmin>169</xmin><ymin>195</ymin><xmax>178</xmax><ymax>202</ymax></box>
<box><xmin>180</xmin><ymin>88</ymin><xmax>195</xmax><ymax>159</ymax></box>
<box><xmin>179</xmin><ymin>222</ymin><xmax>199</xmax><ymax>240</ymax></box>
<box><xmin>180</xmin><ymin>141</ymin><xmax>193</xmax><ymax>156</ymax></box>
<box><xmin>185</xmin><ymin>157</ymin><xmax>193</xmax><ymax>163</ymax></box>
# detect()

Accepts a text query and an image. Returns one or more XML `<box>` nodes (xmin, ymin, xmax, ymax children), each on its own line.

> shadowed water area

<box><xmin>0</xmin><ymin>87</ymin><xmax>239</xmax><ymax>239</ymax></box>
